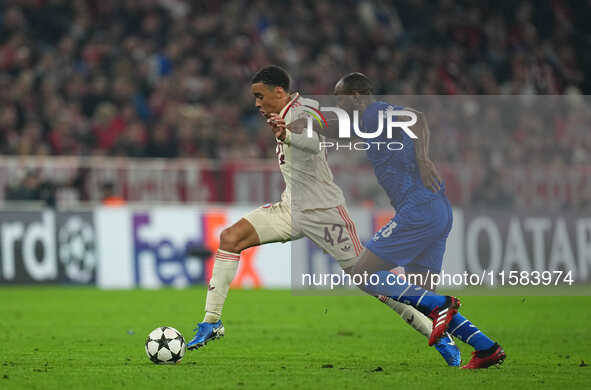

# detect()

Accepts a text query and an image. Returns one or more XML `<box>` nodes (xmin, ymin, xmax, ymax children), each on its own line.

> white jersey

<box><xmin>275</xmin><ymin>93</ymin><xmax>346</xmax><ymax>210</ymax></box>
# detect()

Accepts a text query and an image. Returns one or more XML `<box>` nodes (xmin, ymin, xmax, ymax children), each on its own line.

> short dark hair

<box><xmin>251</xmin><ymin>65</ymin><xmax>290</xmax><ymax>91</ymax></box>
<box><xmin>339</xmin><ymin>72</ymin><xmax>373</xmax><ymax>94</ymax></box>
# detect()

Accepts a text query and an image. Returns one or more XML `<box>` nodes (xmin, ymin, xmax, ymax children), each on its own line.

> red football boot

<box><xmin>462</xmin><ymin>344</ymin><xmax>506</xmax><ymax>369</ymax></box>
<box><xmin>428</xmin><ymin>296</ymin><xmax>461</xmax><ymax>346</ymax></box>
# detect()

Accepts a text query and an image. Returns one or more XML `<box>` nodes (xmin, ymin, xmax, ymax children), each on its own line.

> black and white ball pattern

<box><xmin>58</xmin><ymin>216</ymin><xmax>96</xmax><ymax>283</ymax></box>
<box><xmin>145</xmin><ymin>327</ymin><xmax>186</xmax><ymax>364</ymax></box>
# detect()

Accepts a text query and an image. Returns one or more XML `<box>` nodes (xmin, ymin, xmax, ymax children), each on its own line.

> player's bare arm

<box><xmin>410</xmin><ymin>109</ymin><xmax>443</xmax><ymax>193</ymax></box>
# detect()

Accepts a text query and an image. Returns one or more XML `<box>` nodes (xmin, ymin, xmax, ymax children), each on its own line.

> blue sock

<box><xmin>448</xmin><ymin>313</ymin><xmax>495</xmax><ymax>351</ymax></box>
<box><xmin>365</xmin><ymin>271</ymin><xmax>447</xmax><ymax>314</ymax></box>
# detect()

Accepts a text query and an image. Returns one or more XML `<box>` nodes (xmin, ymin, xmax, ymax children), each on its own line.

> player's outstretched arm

<box><xmin>410</xmin><ymin>110</ymin><xmax>443</xmax><ymax>193</ymax></box>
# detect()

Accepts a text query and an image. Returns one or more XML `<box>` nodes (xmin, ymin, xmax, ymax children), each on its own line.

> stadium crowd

<box><xmin>1</xmin><ymin>0</ymin><xmax>590</xmax><ymax>208</ymax></box>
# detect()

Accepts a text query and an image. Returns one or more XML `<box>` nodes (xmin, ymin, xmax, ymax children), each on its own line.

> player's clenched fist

<box><xmin>267</xmin><ymin>113</ymin><xmax>287</xmax><ymax>141</ymax></box>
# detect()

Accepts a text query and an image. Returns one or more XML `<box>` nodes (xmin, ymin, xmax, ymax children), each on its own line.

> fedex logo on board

<box><xmin>132</xmin><ymin>210</ymin><xmax>261</xmax><ymax>288</ymax></box>
<box><xmin>132</xmin><ymin>211</ymin><xmax>210</xmax><ymax>287</ymax></box>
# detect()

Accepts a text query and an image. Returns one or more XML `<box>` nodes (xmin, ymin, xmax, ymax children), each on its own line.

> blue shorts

<box><xmin>365</xmin><ymin>195</ymin><xmax>452</xmax><ymax>273</ymax></box>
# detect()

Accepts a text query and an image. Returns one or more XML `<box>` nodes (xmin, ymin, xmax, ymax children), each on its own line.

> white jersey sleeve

<box><xmin>276</xmin><ymin>93</ymin><xmax>346</xmax><ymax>210</ymax></box>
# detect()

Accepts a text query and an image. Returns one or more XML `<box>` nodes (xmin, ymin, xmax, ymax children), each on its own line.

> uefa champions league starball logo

<box><xmin>58</xmin><ymin>216</ymin><xmax>97</xmax><ymax>283</ymax></box>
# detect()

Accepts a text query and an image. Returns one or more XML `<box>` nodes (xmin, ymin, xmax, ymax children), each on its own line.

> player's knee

<box><xmin>351</xmin><ymin>258</ymin><xmax>370</xmax><ymax>278</ymax></box>
<box><xmin>219</xmin><ymin>227</ymin><xmax>243</xmax><ymax>253</ymax></box>
<box><xmin>351</xmin><ymin>264</ymin><xmax>366</xmax><ymax>281</ymax></box>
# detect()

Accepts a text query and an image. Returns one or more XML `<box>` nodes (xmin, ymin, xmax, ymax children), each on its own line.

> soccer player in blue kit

<box><xmin>331</xmin><ymin>73</ymin><xmax>506</xmax><ymax>369</ymax></box>
<box><xmin>267</xmin><ymin>72</ymin><xmax>505</xmax><ymax>368</ymax></box>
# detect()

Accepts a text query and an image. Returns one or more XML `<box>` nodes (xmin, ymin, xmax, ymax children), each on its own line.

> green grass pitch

<box><xmin>1</xmin><ymin>287</ymin><xmax>590</xmax><ymax>389</ymax></box>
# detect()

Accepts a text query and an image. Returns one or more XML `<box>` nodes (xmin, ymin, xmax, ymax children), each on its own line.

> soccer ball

<box><xmin>145</xmin><ymin>327</ymin><xmax>186</xmax><ymax>364</ymax></box>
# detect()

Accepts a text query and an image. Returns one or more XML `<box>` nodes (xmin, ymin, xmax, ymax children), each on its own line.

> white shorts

<box><xmin>243</xmin><ymin>201</ymin><xmax>363</xmax><ymax>268</ymax></box>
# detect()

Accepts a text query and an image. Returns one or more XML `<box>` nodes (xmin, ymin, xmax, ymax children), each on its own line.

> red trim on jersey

<box><xmin>280</xmin><ymin>93</ymin><xmax>301</xmax><ymax>119</ymax></box>
<box><xmin>337</xmin><ymin>205</ymin><xmax>363</xmax><ymax>256</ymax></box>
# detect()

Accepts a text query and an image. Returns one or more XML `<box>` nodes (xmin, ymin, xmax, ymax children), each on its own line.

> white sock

<box><xmin>203</xmin><ymin>250</ymin><xmax>240</xmax><ymax>323</ymax></box>
<box><xmin>378</xmin><ymin>295</ymin><xmax>432</xmax><ymax>338</ymax></box>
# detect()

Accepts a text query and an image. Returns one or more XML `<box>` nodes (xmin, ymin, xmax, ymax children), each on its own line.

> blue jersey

<box><xmin>361</xmin><ymin>101</ymin><xmax>444</xmax><ymax>211</ymax></box>
<box><xmin>361</xmin><ymin>101</ymin><xmax>452</xmax><ymax>273</ymax></box>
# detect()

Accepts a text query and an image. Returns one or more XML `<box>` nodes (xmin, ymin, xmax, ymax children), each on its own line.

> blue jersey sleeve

<box><xmin>360</xmin><ymin>103</ymin><xmax>379</xmax><ymax>134</ymax></box>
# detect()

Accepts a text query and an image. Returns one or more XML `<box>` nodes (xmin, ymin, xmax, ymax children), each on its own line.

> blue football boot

<box><xmin>187</xmin><ymin>320</ymin><xmax>224</xmax><ymax>350</ymax></box>
<box><xmin>434</xmin><ymin>332</ymin><xmax>461</xmax><ymax>366</ymax></box>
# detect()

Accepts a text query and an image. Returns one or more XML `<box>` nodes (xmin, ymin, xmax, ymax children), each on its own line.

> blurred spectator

<box><xmin>0</xmin><ymin>0</ymin><xmax>587</xmax><ymax>161</ymax></box>
<box><xmin>0</xmin><ymin>0</ymin><xmax>589</xmax><ymax>209</ymax></box>
<box><xmin>5</xmin><ymin>170</ymin><xmax>56</xmax><ymax>207</ymax></box>
<box><xmin>101</xmin><ymin>182</ymin><xmax>126</xmax><ymax>206</ymax></box>
<box><xmin>471</xmin><ymin>169</ymin><xmax>514</xmax><ymax>209</ymax></box>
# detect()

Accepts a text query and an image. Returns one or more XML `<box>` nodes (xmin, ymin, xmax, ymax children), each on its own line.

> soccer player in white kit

<box><xmin>187</xmin><ymin>65</ymin><xmax>362</xmax><ymax>349</ymax></box>
<box><xmin>187</xmin><ymin>66</ymin><xmax>460</xmax><ymax>366</ymax></box>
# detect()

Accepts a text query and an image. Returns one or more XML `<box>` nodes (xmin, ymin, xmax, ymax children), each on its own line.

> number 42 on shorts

<box><xmin>324</xmin><ymin>224</ymin><xmax>349</xmax><ymax>246</ymax></box>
